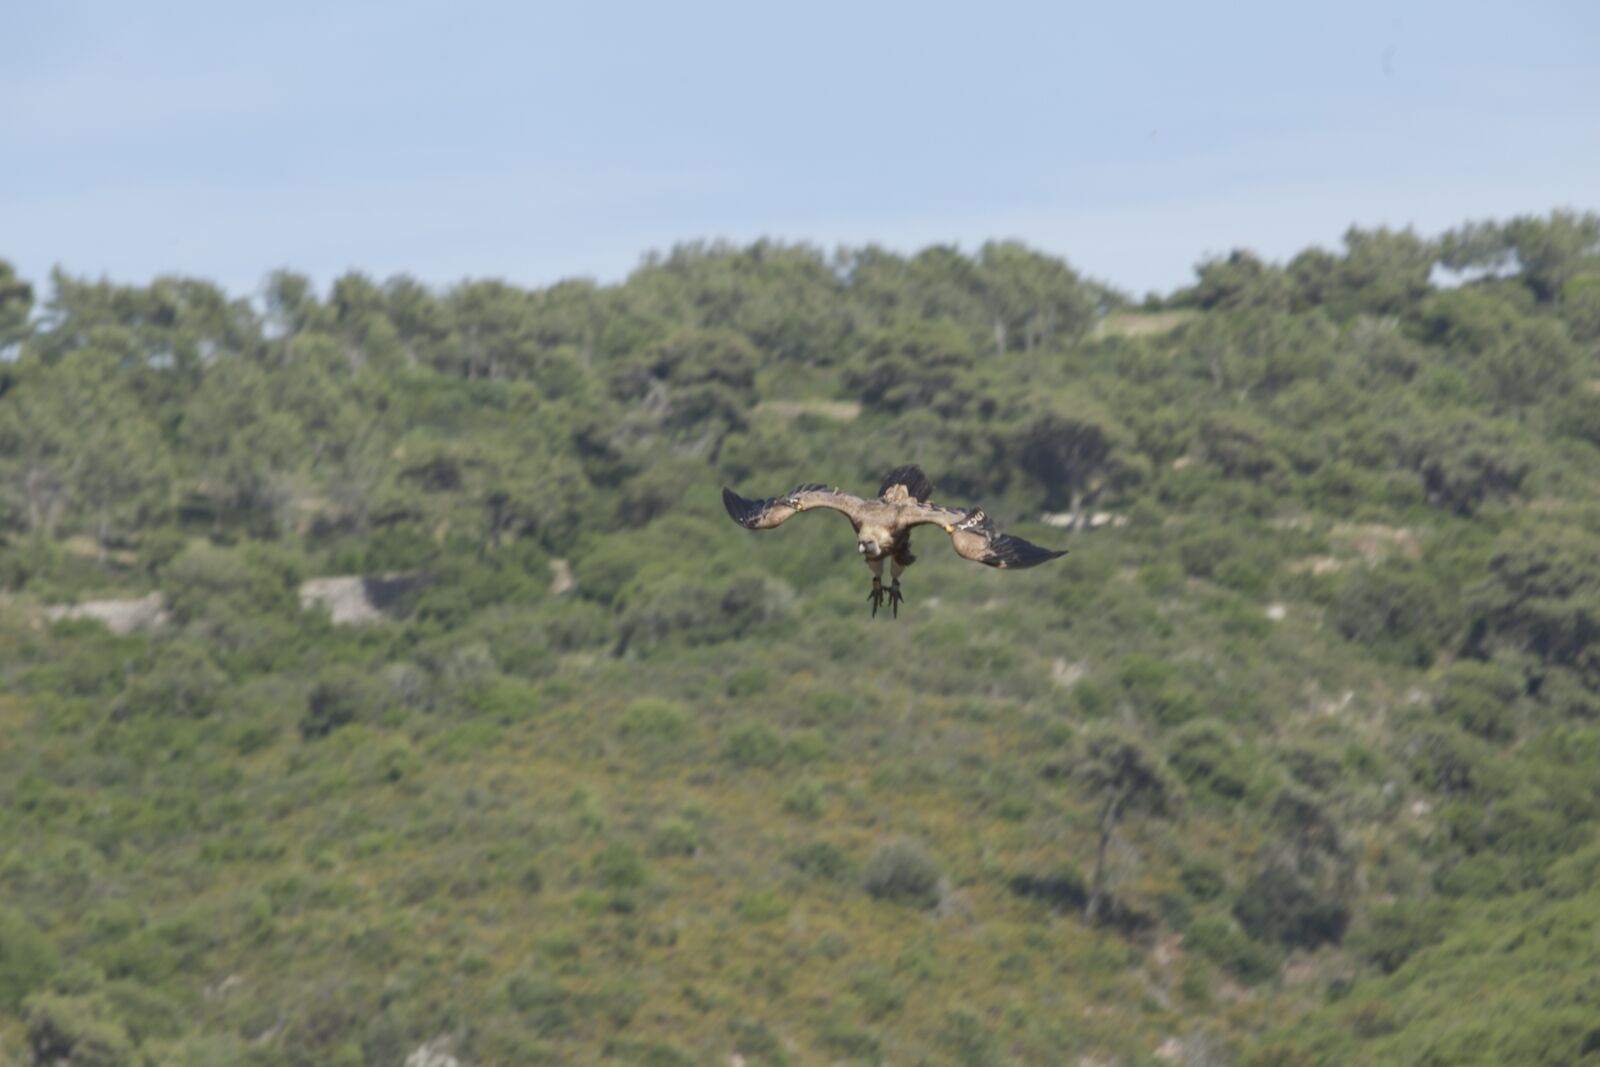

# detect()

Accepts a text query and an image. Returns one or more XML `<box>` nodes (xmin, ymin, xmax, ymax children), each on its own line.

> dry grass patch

<box><xmin>1091</xmin><ymin>310</ymin><xmax>1199</xmax><ymax>339</ymax></box>
<box><xmin>755</xmin><ymin>400</ymin><xmax>862</xmax><ymax>421</ymax></box>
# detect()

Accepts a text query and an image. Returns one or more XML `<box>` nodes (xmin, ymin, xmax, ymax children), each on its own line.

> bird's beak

<box><xmin>943</xmin><ymin>524</ymin><xmax>954</xmax><ymax>533</ymax></box>
<box><xmin>793</xmin><ymin>502</ymin><xmax>805</xmax><ymax>511</ymax></box>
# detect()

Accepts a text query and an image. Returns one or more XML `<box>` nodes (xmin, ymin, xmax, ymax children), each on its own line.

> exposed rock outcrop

<box><xmin>45</xmin><ymin>592</ymin><xmax>168</xmax><ymax>634</ymax></box>
<box><xmin>298</xmin><ymin>574</ymin><xmax>430</xmax><ymax>625</ymax></box>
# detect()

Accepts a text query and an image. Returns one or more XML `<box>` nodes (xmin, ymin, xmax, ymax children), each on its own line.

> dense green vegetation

<box><xmin>1</xmin><ymin>211</ymin><xmax>1599</xmax><ymax>1066</ymax></box>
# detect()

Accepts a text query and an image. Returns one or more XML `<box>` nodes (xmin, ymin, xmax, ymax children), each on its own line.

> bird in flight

<box><xmin>722</xmin><ymin>465</ymin><xmax>1066</xmax><ymax>617</ymax></box>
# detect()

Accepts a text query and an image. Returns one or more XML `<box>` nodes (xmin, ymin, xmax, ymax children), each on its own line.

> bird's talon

<box><xmin>888</xmin><ymin>581</ymin><xmax>904</xmax><ymax>618</ymax></box>
<box><xmin>868</xmin><ymin>577</ymin><xmax>884</xmax><ymax>618</ymax></box>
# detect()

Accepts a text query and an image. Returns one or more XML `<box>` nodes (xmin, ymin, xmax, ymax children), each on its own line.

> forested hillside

<box><xmin>2</xmin><ymin>212</ymin><xmax>1600</xmax><ymax>1066</ymax></box>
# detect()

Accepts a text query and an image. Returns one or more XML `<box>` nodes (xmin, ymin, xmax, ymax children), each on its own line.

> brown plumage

<box><xmin>721</xmin><ymin>464</ymin><xmax>1066</xmax><ymax>617</ymax></box>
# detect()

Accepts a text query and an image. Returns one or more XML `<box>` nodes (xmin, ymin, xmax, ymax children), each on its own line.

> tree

<box><xmin>1280</xmin><ymin>227</ymin><xmax>1437</xmax><ymax>320</ymax></box>
<box><xmin>445</xmin><ymin>279</ymin><xmax>539</xmax><ymax>380</ymax></box>
<box><xmin>1006</xmin><ymin>401</ymin><xmax>1144</xmax><ymax>522</ymax></box>
<box><xmin>976</xmin><ymin>240</ymin><xmax>1103</xmax><ymax>352</ymax></box>
<box><xmin>1073</xmin><ymin>729</ymin><xmax>1179</xmax><ymax>925</ymax></box>
<box><xmin>1394</xmin><ymin>414</ymin><xmax>1531</xmax><ymax>516</ymax></box>
<box><xmin>0</xmin><ymin>358</ymin><xmax>72</xmax><ymax>536</ymax></box>
<box><xmin>1194</xmin><ymin>410</ymin><xmax>1288</xmax><ymax>486</ymax></box>
<box><xmin>611</xmin><ymin>326</ymin><xmax>759</xmax><ymax>440</ymax></box>
<box><xmin>264</xmin><ymin>270</ymin><xmax>325</xmax><ymax>337</ymax></box>
<box><xmin>1326</xmin><ymin>226</ymin><xmax>1436</xmax><ymax>318</ymax></box>
<box><xmin>1234</xmin><ymin>789</ymin><xmax>1353</xmax><ymax>949</ymax></box>
<box><xmin>0</xmin><ymin>259</ymin><xmax>32</xmax><ymax>351</ymax></box>
<box><xmin>1184</xmin><ymin>249</ymin><xmax>1292</xmax><ymax>313</ymax></box>
<box><xmin>847</xmin><ymin>320</ymin><xmax>979</xmax><ymax>416</ymax></box>
<box><xmin>328</xmin><ymin>272</ymin><xmax>404</xmax><ymax>372</ymax></box>
<box><xmin>1332</xmin><ymin>562</ymin><xmax>1451</xmax><ymax>668</ymax></box>
<box><xmin>1440</xmin><ymin>210</ymin><xmax>1600</xmax><ymax>302</ymax></box>
<box><xmin>0</xmin><ymin>349</ymin><xmax>171</xmax><ymax>548</ymax></box>
<box><xmin>1466</xmin><ymin>525</ymin><xmax>1600</xmax><ymax>689</ymax></box>
<box><xmin>626</xmin><ymin>241</ymin><xmax>846</xmax><ymax>365</ymax></box>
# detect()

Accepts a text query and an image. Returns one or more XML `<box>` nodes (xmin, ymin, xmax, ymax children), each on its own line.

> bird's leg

<box><xmin>865</xmin><ymin>558</ymin><xmax>886</xmax><ymax>617</ymax></box>
<box><xmin>888</xmin><ymin>559</ymin><xmax>906</xmax><ymax>618</ymax></box>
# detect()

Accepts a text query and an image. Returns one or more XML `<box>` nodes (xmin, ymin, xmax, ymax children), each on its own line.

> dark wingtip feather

<box><xmin>722</xmin><ymin>487</ymin><xmax>767</xmax><ymax>529</ymax></box>
<box><xmin>984</xmin><ymin>534</ymin><xmax>1068</xmax><ymax>569</ymax></box>
<box><xmin>879</xmin><ymin>464</ymin><xmax>934</xmax><ymax>502</ymax></box>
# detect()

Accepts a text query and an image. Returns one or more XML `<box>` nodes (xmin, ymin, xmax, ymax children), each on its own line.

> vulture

<box><xmin>722</xmin><ymin>464</ymin><xmax>1065</xmax><ymax>617</ymax></box>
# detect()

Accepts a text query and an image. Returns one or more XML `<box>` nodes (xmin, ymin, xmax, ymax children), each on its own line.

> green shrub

<box><xmin>1332</xmin><ymin>563</ymin><xmax>1449</xmax><ymax>667</ymax></box>
<box><xmin>619</xmin><ymin>573</ymin><xmax>791</xmax><ymax>652</ymax></box>
<box><xmin>1282</xmin><ymin>746</ymin><xmax>1343</xmax><ymax>792</ymax></box>
<box><xmin>1166</xmin><ymin>721</ymin><xmax>1252</xmax><ymax>800</ymax></box>
<box><xmin>782</xmin><ymin>778</ymin><xmax>826</xmax><ymax>819</ymax></box>
<box><xmin>938</xmin><ymin>1010</ymin><xmax>1002</xmax><ymax>1067</ymax></box>
<box><xmin>593</xmin><ymin>843</ymin><xmax>648</xmax><ymax>889</ymax></box>
<box><xmin>479</xmin><ymin>611</ymin><xmax>559</xmax><ymax>680</ymax></box>
<box><xmin>863</xmin><ymin>840</ymin><xmax>941</xmax><ymax>908</ymax></box>
<box><xmin>1008</xmin><ymin>868</ymin><xmax>1087</xmax><ymax>911</ymax></box>
<box><xmin>162</xmin><ymin>541</ymin><xmax>259</xmax><ymax>623</ymax></box>
<box><xmin>506</xmin><ymin>971</ymin><xmax>573</xmax><ymax>1037</ymax></box>
<box><xmin>1434</xmin><ymin>660</ymin><xmax>1521</xmax><ymax>743</ymax></box>
<box><xmin>24</xmin><ymin>992</ymin><xmax>134</xmax><ymax>1067</ymax></box>
<box><xmin>612</xmin><ymin>1042</ymin><xmax>697</xmax><ymax>1067</ymax></box>
<box><xmin>102</xmin><ymin>980</ymin><xmax>183</xmax><ymax>1044</ymax></box>
<box><xmin>724</xmin><ymin>721</ymin><xmax>783</xmax><ymax>769</ymax></box>
<box><xmin>1403</xmin><ymin>726</ymin><xmax>1499</xmax><ymax>796</ymax></box>
<box><xmin>1150</xmin><ymin>683</ymin><xmax>1205</xmax><ymax>727</ymax></box>
<box><xmin>300</xmin><ymin>666</ymin><xmax>387</xmax><ymax>740</ymax></box>
<box><xmin>784</xmin><ymin>730</ymin><xmax>830</xmax><ymax>765</ymax></box>
<box><xmin>724</xmin><ymin>666</ymin><xmax>770</xmax><ymax>698</ymax></box>
<box><xmin>1350</xmin><ymin>900</ymin><xmax>1453</xmax><ymax>974</ymax></box>
<box><xmin>1179</xmin><ymin>860</ymin><xmax>1227</xmax><ymax>902</ymax></box>
<box><xmin>729</xmin><ymin>1018</ymin><xmax>789</xmax><ymax>1066</ymax></box>
<box><xmin>117</xmin><ymin>641</ymin><xmax>228</xmax><ymax>719</ymax></box>
<box><xmin>0</xmin><ymin>907</ymin><xmax>58</xmax><ymax>1010</ymax></box>
<box><xmin>1184</xmin><ymin>915</ymin><xmax>1277</xmax><ymax>985</ymax></box>
<box><xmin>849</xmin><ymin>966</ymin><xmax>905</xmax><ymax>1020</ymax></box>
<box><xmin>787</xmin><ymin>842</ymin><xmax>855</xmax><ymax>882</ymax></box>
<box><xmin>620</xmin><ymin>698</ymin><xmax>689</xmax><ymax>743</ymax></box>
<box><xmin>1117</xmin><ymin>652</ymin><xmax>1172</xmax><ymax>693</ymax></box>
<box><xmin>735</xmin><ymin>890</ymin><xmax>790</xmax><ymax>924</ymax></box>
<box><xmin>651</xmin><ymin>818</ymin><xmax>699</xmax><ymax>857</ymax></box>
<box><xmin>816</xmin><ymin>1015</ymin><xmax>882</xmax><ymax>1064</ymax></box>
<box><xmin>1233</xmin><ymin>865</ymin><xmax>1350</xmax><ymax>950</ymax></box>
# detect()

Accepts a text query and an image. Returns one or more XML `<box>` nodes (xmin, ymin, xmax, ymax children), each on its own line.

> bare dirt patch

<box><xmin>1330</xmin><ymin>523</ymin><xmax>1422</xmax><ymax>562</ymax></box>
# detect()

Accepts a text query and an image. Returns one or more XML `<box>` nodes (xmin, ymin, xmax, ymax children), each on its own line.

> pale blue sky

<box><xmin>3</xmin><ymin>1</ymin><xmax>1596</xmax><ymax>300</ymax></box>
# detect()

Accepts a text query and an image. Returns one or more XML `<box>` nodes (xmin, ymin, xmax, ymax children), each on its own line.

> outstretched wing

<box><xmin>878</xmin><ymin>464</ymin><xmax>934</xmax><ymax>503</ymax></box>
<box><xmin>963</xmin><ymin>532</ymin><xmax>1067</xmax><ymax>569</ymax></box>
<box><xmin>946</xmin><ymin>509</ymin><xmax>1067</xmax><ymax>569</ymax></box>
<box><xmin>721</xmin><ymin>484</ymin><xmax>866</xmax><ymax>531</ymax></box>
<box><xmin>899</xmin><ymin>498</ymin><xmax>971</xmax><ymax>530</ymax></box>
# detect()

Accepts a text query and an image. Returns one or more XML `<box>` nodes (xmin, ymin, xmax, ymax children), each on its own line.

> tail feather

<box><xmin>878</xmin><ymin>464</ymin><xmax>934</xmax><ymax>502</ymax></box>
